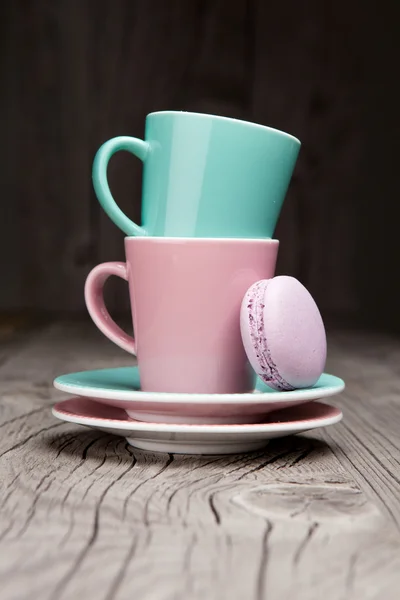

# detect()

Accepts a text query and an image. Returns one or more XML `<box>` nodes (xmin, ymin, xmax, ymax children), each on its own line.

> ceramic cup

<box><xmin>92</xmin><ymin>111</ymin><xmax>300</xmax><ymax>239</ymax></box>
<box><xmin>85</xmin><ymin>237</ymin><xmax>279</xmax><ymax>394</ymax></box>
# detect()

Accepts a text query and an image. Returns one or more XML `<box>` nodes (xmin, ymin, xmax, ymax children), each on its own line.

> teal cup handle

<box><xmin>92</xmin><ymin>136</ymin><xmax>150</xmax><ymax>237</ymax></box>
<box><xmin>92</xmin><ymin>112</ymin><xmax>300</xmax><ymax>239</ymax></box>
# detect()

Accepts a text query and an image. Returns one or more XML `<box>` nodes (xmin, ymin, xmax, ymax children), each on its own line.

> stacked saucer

<box><xmin>52</xmin><ymin>369</ymin><xmax>344</xmax><ymax>455</ymax></box>
<box><xmin>52</xmin><ymin>111</ymin><xmax>345</xmax><ymax>454</ymax></box>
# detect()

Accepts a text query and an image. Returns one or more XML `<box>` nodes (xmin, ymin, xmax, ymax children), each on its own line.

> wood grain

<box><xmin>0</xmin><ymin>322</ymin><xmax>399</xmax><ymax>599</ymax></box>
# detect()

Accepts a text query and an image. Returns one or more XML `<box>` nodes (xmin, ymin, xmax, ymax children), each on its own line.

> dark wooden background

<box><xmin>1</xmin><ymin>0</ymin><xmax>399</xmax><ymax>330</ymax></box>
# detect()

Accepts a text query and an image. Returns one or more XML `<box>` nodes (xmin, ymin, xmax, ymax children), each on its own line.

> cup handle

<box><xmin>92</xmin><ymin>136</ymin><xmax>150</xmax><ymax>237</ymax></box>
<box><xmin>84</xmin><ymin>262</ymin><xmax>136</xmax><ymax>355</ymax></box>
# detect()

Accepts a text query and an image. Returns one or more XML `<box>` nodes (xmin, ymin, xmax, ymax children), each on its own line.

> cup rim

<box><xmin>146</xmin><ymin>110</ymin><xmax>300</xmax><ymax>145</ymax></box>
<box><xmin>124</xmin><ymin>237</ymin><xmax>279</xmax><ymax>244</ymax></box>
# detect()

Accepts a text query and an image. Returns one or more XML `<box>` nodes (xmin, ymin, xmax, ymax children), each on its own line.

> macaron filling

<box><xmin>247</xmin><ymin>280</ymin><xmax>295</xmax><ymax>391</ymax></box>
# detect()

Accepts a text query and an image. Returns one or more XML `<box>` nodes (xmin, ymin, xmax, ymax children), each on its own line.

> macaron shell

<box><xmin>241</xmin><ymin>281</ymin><xmax>263</xmax><ymax>381</ymax></box>
<box><xmin>240</xmin><ymin>279</ymin><xmax>283</xmax><ymax>389</ymax></box>
<box><xmin>263</xmin><ymin>276</ymin><xmax>327</xmax><ymax>388</ymax></box>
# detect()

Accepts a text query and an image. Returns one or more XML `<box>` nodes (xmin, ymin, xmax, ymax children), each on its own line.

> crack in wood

<box><xmin>0</xmin><ymin>473</ymin><xmax>20</xmax><ymax>510</ymax></box>
<box><xmin>81</xmin><ymin>439</ymin><xmax>117</xmax><ymax>501</ymax></box>
<box><xmin>293</xmin><ymin>522</ymin><xmax>319</xmax><ymax>566</ymax></box>
<box><xmin>50</xmin><ymin>456</ymin><xmax>137</xmax><ymax>600</ymax></box>
<box><xmin>256</xmin><ymin>520</ymin><xmax>273</xmax><ymax>600</ymax></box>
<box><xmin>81</xmin><ymin>435</ymin><xmax>103</xmax><ymax>460</ymax></box>
<box><xmin>164</xmin><ymin>472</ymin><xmax>222</xmax><ymax>521</ymax></box>
<box><xmin>122</xmin><ymin>453</ymin><xmax>174</xmax><ymax>521</ymax></box>
<box><xmin>237</xmin><ymin>449</ymin><xmax>296</xmax><ymax>481</ymax></box>
<box><xmin>183</xmin><ymin>531</ymin><xmax>198</xmax><ymax>596</ymax></box>
<box><xmin>329</xmin><ymin>426</ymin><xmax>400</xmax><ymax>531</ymax></box>
<box><xmin>14</xmin><ymin>468</ymin><xmax>58</xmax><ymax>540</ymax></box>
<box><xmin>0</xmin><ymin>422</ymin><xmax>63</xmax><ymax>459</ymax></box>
<box><xmin>286</xmin><ymin>445</ymin><xmax>315</xmax><ymax>468</ymax></box>
<box><xmin>290</xmin><ymin>498</ymin><xmax>312</xmax><ymax>519</ymax></box>
<box><xmin>58</xmin><ymin>437</ymin><xmax>103</xmax><ymax>507</ymax></box>
<box><xmin>348</xmin><ymin>425</ymin><xmax>400</xmax><ymax>488</ymax></box>
<box><xmin>55</xmin><ymin>436</ymin><xmax>77</xmax><ymax>458</ymax></box>
<box><xmin>104</xmin><ymin>535</ymin><xmax>138</xmax><ymax>600</ymax></box>
<box><xmin>0</xmin><ymin>406</ymin><xmax>47</xmax><ymax>430</ymax></box>
<box><xmin>208</xmin><ymin>492</ymin><xmax>221</xmax><ymax>525</ymax></box>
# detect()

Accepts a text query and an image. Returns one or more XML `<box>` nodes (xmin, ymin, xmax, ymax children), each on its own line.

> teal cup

<box><xmin>92</xmin><ymin>111</ymin><xmax>301</xmax><ymax>238</ymax></box>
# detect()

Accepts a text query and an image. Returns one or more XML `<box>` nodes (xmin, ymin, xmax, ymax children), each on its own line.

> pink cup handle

<box><xmin>84</xmin><ymin>262</ymin><xmax>136</xmax><ymax>355</ymax></box>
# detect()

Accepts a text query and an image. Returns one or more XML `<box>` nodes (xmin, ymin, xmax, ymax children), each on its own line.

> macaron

<box><xmin>240</xmin><ymin>276</ymin><xmax>327</xmax><ymax>391</ymax></box>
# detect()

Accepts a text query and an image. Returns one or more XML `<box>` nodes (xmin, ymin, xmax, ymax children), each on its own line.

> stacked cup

<box><xmin>85</xmin><ymin>111</ymin><xmax>300</xmax><ymax>395</ymax></box>
<box><xmin>50</xmin><ymin>110</ymin><xmax>344</xmax><ymax>453</ymax></box>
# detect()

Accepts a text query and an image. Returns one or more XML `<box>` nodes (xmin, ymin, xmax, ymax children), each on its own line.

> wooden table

<box><xmin>1</xmin><ymin>321</ymin><xmax>400</xmax><ymax>599</ymax></box>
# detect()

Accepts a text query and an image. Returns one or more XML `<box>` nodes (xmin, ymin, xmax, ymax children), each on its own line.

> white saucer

<box><xmin>52</xmin><ymin>398</ymin><xmax>343</xmax><ymax>455</ymax></box>
<box><xmin>53</xmin><ymin>367</ymin><xmax>345</xmax><ymax>425</ymax></box>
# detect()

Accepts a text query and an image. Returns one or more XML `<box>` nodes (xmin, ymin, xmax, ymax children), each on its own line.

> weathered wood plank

<box><xmin>94</xmin><ymin>0</ymin><xmax>252</xmax><ymax>313</ymax></box>
<box><xmin>5</xmin><ymin>0</ymin><xmax>398</xmax><ymax>323</ymax></box>
<box><xmin>14</xmin><ymin>0</ymin><xmax>94</xmax><ymax>311</ymax></box>
<box><xmin>0</xmin><ymin>2</ymin><xmax>21</xmax><ymax>311</ymax></box>
<box><xmin>0</xmin><ymin>323</ymin><xmax>399</xmax><ymax>599</ymax></box>
<box><xmin>251</xmin><ymin>0</ymin><xmax>366</xmax><ymax>317</ymax></box>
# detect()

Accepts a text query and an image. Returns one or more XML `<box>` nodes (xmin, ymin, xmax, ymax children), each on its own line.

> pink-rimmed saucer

<box><xmin>52</xmin><ymin>397</ymin><xmax>343</xmax><ymax>455</ymax></box>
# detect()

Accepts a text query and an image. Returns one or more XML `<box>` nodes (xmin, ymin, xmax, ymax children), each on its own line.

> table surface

<box><xmin>1</xmin><ymin>321</ymin><xmax>400</xmax><ymax>600</ymax></box>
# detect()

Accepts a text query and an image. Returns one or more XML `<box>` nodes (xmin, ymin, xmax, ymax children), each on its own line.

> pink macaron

<box><xmin>240</xmin><ymin>276</ymin><xmax>327</xmax><ymax>391</ymax></box>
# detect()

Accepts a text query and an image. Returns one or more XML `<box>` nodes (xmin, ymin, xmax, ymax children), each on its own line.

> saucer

<box><xmin>52</xmin><ymin>398</ymin><xmax>343</xmax><ymax>455</ymax></box>
<box><xmin>54</xmin><ymin>367</ymin><xmax>345</xmax><ymax>424</ymax></box>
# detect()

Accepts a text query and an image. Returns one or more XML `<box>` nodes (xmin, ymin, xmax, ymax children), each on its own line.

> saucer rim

<box><xmin>53</xmin><ymin>367</ymin><xmax>345</xmax><ymax>405</ymax></box>
<box><xmin>52</xmin><ymin>399</ymin><xmax>343</xmax><ymax>434</ymax></box>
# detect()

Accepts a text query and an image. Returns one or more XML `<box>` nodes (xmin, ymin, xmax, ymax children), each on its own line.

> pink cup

<box><xmin>85</xmin><ymin>237</ymin><xmax>279</xmax><ymax>394</ymax></box>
